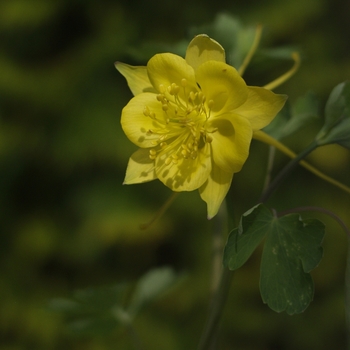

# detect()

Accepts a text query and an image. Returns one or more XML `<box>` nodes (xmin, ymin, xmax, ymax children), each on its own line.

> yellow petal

<box><xmin>210</xmin><ymin>115</ymin><xmax>252</xmax><ymax>173</ymax></box>
<box><xmin>234</xmin><ymin>87</ymin><xmax>287</xmax><ymax>130</ymax></box>
<box><xmin>121</xmin><ymin>92</ymin><xmax>165</xmax><ymax>148</ymax></box>
<box><xmin>124</xmin><ymin>148</ymin><xmax>157</xmax><ymax>184</ymax></box>
<box><xmin>156</xmin><ymin>143</ymin><xmax>212</xmax><ymax>192</ymax></box>
<box><xmin>195</xmin><ymin>61</ymin><xmax>248</xmax><ymax>113</ymax></box>
<box><xmin>147</xmin><ymin>53</ymin><xmax>198</xmax><ymax>96</ymax></box>
<box><xmin>115</xmin><ymin>62</ymin><xmax>156</xmax><ymax>96</ymax></box>
<box><xmin>185</xmin><ymin>34</ymin><xmax>226</xmax><ymax>71</ymax></box>
<box><xmin>199</xmin><ymin>163</ymin><xmax>233</xmax><ymax>219</ymax></box>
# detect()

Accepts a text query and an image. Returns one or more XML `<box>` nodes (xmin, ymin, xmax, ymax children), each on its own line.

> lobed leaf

<box><xmin>223</xmin><ymin>204</ymin><xmax>271</xmax><ymax>270</ymax></box>
<box><xmin>260</xmin><ymin>215</ymin><xmax>324</xmax><ymax>314</ymax></box>
<box><xmin>224</xmin><ymin>204</ymin><xmax>325</xmax><ymax>314</ymax></box>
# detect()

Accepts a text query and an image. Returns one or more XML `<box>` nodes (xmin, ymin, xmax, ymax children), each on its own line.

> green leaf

<box><xmin>49</xmin><ymin>267</ymin><xmax>178</xmax><ymax>337</ymax></box>
<box><xmin>316</xmin><ymin>81</ymin><xmax>350</xmax><ymax>148</ymax></box>
<box><xmin>48</xmin><ymin>298</ymin><xmax>82</xmax><ymax>314</ymax></box>
<box><xmin>71</xmin><ymin>284</ymin><xmax>128</xmax><ymax>314</ymax></box>
<box><xmin>264</xmin><ymin>91</ymin><xmax>319</xmax><ymax>140</ymax></box>
<box><xmin>128</xmin><ymin>267</ymin><xmax>178</xmax><ymax>317</ymax></box>
<box><xmin>223</xmin><ymin>204</ymin><xmax>325</xmax><ymax>314</ymax></box>
<box><xmin>48</xmin><ymin>283</ymin><xmax>128</xmax><ymax>336</ymax></box>
<box><xmin>324</xmin><ymin>81</ymin><xmax>350</xmax><ymax>129</ymax></box>
<box><xmin>223</xmin><ymin>204</ymin><xmax>271</xmax><ymax>270</ymax></box>
<box><xmin>67</xmin><ymin>315</ymin><xmax>119</xmax><ymax>336</ymax></box>
<box><xmin>49</xmin><ymin>283</ymin><xmax>127</xmax><ymax>316</ymax></box>
<box><xmin>260</xmin><ymin>214</ymin><xmax>324</xmax><ymax>314</ymax></box>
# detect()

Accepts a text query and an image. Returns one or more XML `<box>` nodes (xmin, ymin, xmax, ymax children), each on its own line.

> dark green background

<box><xmin>1</xmin><ymin>0</ymin><xmax>349</xmax><ymax>349</ymax></box>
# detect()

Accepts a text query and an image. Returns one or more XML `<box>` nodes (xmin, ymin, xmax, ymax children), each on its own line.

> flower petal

<box><xmin>155</xmin><ymin>143</ymin><xmax>212</xmax><ymax>192</ymax></box>
<box><xmin>234</xmin><ymin>87</ymin><xmax>287</xmax><ymax>130</ymax></box>
<box><xmin>147</xmin><ymin>53</ymin><xmax>198</xmax><ymax>95</ymax></box>
<box><xmin>195</xmin><ymin>61</ymin><xmax>248</xmax><ymax>113</ymax></box>
<box><xmin>199</xmin><ymin>163</ymin><xmax>233</xmax><ymax>219</ymax></box>
<box><xmin>115</xmin><ymin>62</ymin><xmax>156</xmax><ymax>96</ymax></box>
<box><xmin>209</xmin><ymin>114</ymin><xmax>253</xmax><ymax>173</ymax></box>
<box><xmin>185</xmin><ymin>34</ymin><xmax>225</xmax><ymax>71</ymax></box>
<box><xmin>121</xmin><ymin>92</ymin><xmax>166</xmax><ymax>147</ymax></box>
<box><xmin>124</xmin><ymin>148</ymin><xmax>157</xmax><ymax>184</ymax></box>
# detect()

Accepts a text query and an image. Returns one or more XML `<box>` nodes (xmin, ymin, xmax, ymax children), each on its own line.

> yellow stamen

<box><xmin>263</xmin><ymin>52</ymin><xmax>300</xmax><ymax>90</ymax></box>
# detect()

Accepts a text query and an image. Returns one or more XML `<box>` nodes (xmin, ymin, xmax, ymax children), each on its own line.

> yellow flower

<box><xmin>116</xmin><ymin>35</ymin><xmax>287</xmax><ymax>218</ymax></box>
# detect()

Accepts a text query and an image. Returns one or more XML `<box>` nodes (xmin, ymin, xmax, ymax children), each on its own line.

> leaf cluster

<box><xmin>48</xmin><ymin>267</ymin><xmax>179</xmax><ymax>337</ymax></box>
<box><xmin>223</xmin><ymin>80</ymin><xmax>350</xmax><ymax>315</ymax></box>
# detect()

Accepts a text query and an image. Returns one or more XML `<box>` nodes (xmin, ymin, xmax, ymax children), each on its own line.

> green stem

<box><xmin>259</xmin><ymin>140</ymin><xmax>319</xmax><ymax>203</ymax></box>
<box><xmin>113</xmin><ymin>308</ymin><xmax>145</xmax><ymax>350</ymax></box>
<box><xmin>262</xmin><ymin>145</ymin><xmax>276</xmax><ymax>193</ymax></box>
<box><xmin>126</xmin><ymin>323</ymin><xmax>146</xmax><ymax>350</ymax></box>
<box><xmin>197</xmin><ymin>201</ymin><xmax>233</xmax><ymax>350</ymax></box>
<box><xmin>210</xmin><ymin>203</ymin><xmax>227</xmax><ymax>293</ymax></box>
<box><xmin>197</xmin><ymin>268</ymin><xmax>233</xmax><ymax>350</ymax></box>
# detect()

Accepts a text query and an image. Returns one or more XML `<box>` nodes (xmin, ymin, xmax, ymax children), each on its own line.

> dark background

<box><xmin>1</xmin><ymin>0</ymin><xmax>350</xmax><ymax>349</ymax></box>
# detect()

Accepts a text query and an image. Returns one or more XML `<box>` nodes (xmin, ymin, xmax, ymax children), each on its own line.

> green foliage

<box><xmin>316</xmin><ymin>81</ymin><xmax>350</xmax><ymax>148</ymax></box>
<box><xmin>264</xmin><ymin>91</ymin><xmax>319</xmax><ymax>140</ymax></box>
<box><xmin>49</xmin><ymin>284</ymin><xmax>127</xmax><ymax>336</ymax></box>
<box><xmin>49</xmin><ymin>267</ymin><xmax>178</xmax><ymax>337</ymax></box>
<box><xmin>127</xmin><ymin>267</ymin><xmax>178</xmax><ymax>317</ymax></box>
<box><xmin>224</xmin><ymin>204</ymin><xmax>325</xmax><ymax>314</ymax></box>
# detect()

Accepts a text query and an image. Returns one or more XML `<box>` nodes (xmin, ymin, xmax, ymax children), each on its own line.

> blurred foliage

<box><xmin>316</xmin><ymin>81</ymin><xmax>350</xmax><ymax>148</ymax></box>
<box><xmin>264</xmin><ymin>91</ymin><xmax>319</xmax><ymax>140</ymax></box>
<box><xmin>49</xmin><ymin>267</ymin><xmax>179</xmax><ymax>338</ymax></box>
<box><xmin>0</xmin><ymin>0</ymin><xmax>349</xmax><ymax>349</ymax></box>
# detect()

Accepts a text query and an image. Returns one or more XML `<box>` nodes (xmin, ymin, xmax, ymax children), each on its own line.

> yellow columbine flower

<box><xmin>116</xmin><ymin>35</ymin><xmax>287</xmax><ymax>218</ymax></box>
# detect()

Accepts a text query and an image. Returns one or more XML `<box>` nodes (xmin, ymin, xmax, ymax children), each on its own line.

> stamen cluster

<box><xmin>143</xmin><ymin>78</ymin><xmax>215</xmax><ymax>166</ymax></box>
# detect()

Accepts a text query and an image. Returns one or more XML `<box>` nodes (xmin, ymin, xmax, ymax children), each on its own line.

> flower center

<box><xmin>144</xmin><ymin>78</ymin><xmax>216</xmax><ymax>165</ymax></box>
